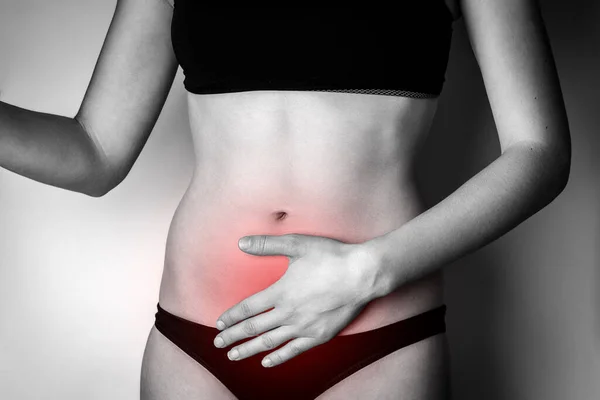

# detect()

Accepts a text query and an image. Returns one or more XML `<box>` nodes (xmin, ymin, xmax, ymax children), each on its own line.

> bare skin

<box><xmin>142</xmin><ymin>90</ymin><xmax>448</xmax><ymax>399</ymax></box>
<box><xmin>0</xmin><ymin>0</ymin><xmax>570</xmax><ymax>399</ymax></box>
<box><xmin>137</xmin><ymin>0</ymin><xmax>455</xmax><ymax>397</ymax></box>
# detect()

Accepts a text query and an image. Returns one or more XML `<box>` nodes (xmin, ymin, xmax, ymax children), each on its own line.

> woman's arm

<box><xmin>0</xmin><ymin>0</ymin><xmax>178</xmax><ymax>197</ymax></box>
<box><xmin>361</xmin><ymin>0</ymin><xmax>572</xmax><ymax>299</ymax></box>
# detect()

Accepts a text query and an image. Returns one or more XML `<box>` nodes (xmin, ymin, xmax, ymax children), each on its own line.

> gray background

<box><xmin>0</xmin><ymin>1</ymin><xmax>598</xmax><ymax>399</ymax></box>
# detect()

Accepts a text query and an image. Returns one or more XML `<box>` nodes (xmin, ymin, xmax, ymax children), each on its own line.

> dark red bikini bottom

<box><xmin>154</xmin><ymin>303</ymin><xmax>447</xmax><ymax>400</ymax></box>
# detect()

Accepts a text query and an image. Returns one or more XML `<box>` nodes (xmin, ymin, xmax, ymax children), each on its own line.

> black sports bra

<box><xmin>170</xmin><ymin>4</ymin><xmax>455</xmax><ymax>98</ymax></box>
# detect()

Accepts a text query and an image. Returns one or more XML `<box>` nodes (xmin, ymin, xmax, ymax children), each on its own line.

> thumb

<box><xmin>238</xmin><ymin>234</ymin><xmax>305</xmax><ymax>258</ymax></box>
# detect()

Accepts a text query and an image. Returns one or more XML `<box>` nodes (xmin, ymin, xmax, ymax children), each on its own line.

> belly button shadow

<box><xmin>273</xmin><ymin>211</ymin><xmax>288</xmax><ymax>221</ymax></box>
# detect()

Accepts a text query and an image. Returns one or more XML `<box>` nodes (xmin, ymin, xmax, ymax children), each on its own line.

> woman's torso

<box><xmin>158</xmin><ymin>90</ymin><xmax>445</xmax><ymax>336</ymax></box>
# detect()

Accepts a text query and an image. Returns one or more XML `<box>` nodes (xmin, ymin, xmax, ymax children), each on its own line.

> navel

<box><xmin>272</xmin><ymin>210</ymin><xmax>288</xmax><ymax>221</ymax></box>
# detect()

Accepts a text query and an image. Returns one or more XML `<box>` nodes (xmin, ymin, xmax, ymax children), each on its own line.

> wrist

<box><xmin>352</xmin><ymin>238</ymin><xmax>394</xmax><ymax>302</ymax></box>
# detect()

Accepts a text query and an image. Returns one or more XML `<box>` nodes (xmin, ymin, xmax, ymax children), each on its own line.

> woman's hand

<box><xmin>213</xmin><ymin>233</ymin><xmax>383</xmax><ymax>368</ymax></box>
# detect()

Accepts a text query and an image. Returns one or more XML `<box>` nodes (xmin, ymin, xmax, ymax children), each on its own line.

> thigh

<box><xmin>316</xmin><ymin>333</ymin><xmax>451</xmax><ymax>400</ymax></box>
<box><xmin>140</xmin><ymin>326</ymin><xmax>238</xmax><ymax>400</ymax></box>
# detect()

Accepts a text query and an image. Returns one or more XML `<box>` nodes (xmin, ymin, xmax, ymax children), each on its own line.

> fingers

<box><xmin>216</xmin><ymin>284</ymin><xmax>279</xmax><ymax>329</ymax></box>
<box><xmin>262</xmin><ymin>337</ymin><xmax>316</xmax><ymax>367</ymax></box>
<box><xmin>224</xmin><ymin>325</ymin><xmax>296</xmax><ymax>362</ymax></box>
<box><xmin>238</xmin><ymin>233</ymin><xmax>307</xmax><ymax>258</ymax></box>
<box><xmin>214</xmin><ymin>307</ymin><xmax>286</xmax><ymax>349</ymax></box>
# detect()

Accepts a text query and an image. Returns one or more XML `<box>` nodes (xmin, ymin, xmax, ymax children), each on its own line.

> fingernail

<box><xmin>262</xmin><ymin>358</ymin><xmax>272</xmax><ymax>368</ymax></box>
<box><xmin>216</xmin><ymin>320</ymin><xmax>225</xmax><ymax>330</ymax></box>
<box><xmin>214</xmin><ymin>337</ymin><xmax>224</xmax><ymax>348</ymax></box>
<box><xmin>239</xmin><ymin>237</ymin><xmax>251</xmax><ymax>250</ymax></box>
<box><xmin>228</xmin><ymin>349</ymin><xmax>239</xmax><ymax>360</ymax></box>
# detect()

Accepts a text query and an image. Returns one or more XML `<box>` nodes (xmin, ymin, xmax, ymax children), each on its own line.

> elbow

<box><xmin>73</xmin><ymin>118</ymin><xmax>130</xmax><ymax>197</ymax></box>
<box><xmin>552</xmin><ymin>141</ymin><xmax>571</xmax><ymax>198</ymax></box>
<box><xmin>84</xmin><ymin>178</ymin><xmax>115</xmax><ymax>198</ymax></box>
<box><xmin>82</xmin><ymin>163</ymin><xmax>126</xmax><ymax>198</ymax></box>
<box><xmin>554</xmin><ymin>154</ymin><xmax>571</xmax><ymax>197</ymax></box>
<box><xmin>511</xmin><ymin>139</ymin><xmax>571</xmax><ymax>208</ymax></box>
<box><xmin>82</xmin><ymin>175</ymin><xmax>116</xmax><ymax>198</ymax></box>
<box><xmin>540</xmin><ymin>142</ymin><xmax>571</xmax><ymax>204</ymax></box>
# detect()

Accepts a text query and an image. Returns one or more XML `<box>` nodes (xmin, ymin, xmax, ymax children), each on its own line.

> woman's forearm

<box><xmin>361</xmin><ymin>140</ymin><xmax>571</xmax><ymax>299</ymax></box>
<box><xmin>0</xmin><ymin>101</ymin><xmax>112</xmax><ymax>197</ymax></box>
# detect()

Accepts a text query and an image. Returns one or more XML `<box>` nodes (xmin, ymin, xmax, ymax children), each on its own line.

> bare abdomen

<box><xmin>157</xmin><ymin>90</ymin><xmax>443</xmax><ymax>335</ymax></box>
<box><xmin>157</xmin><ymin>170</ymin><xmax>443</xmax><ymax>336</ymax></box>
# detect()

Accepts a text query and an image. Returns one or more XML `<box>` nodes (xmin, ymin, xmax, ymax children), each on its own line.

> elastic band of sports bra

<box><xmin>305</xmin><ymin>88</ymin><xmax>439</xmax><ymax>98</ymax></box>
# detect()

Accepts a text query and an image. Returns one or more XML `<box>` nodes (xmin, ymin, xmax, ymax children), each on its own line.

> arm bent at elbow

<box><xmin>0</xmin><ymin>101</ymin><xmax>119</xmax><ymax>198</ymax></box>
<box><xmin>361</xmin><ymin>136</ymin><xmax>571</xmax><ymax>301</ymax></box>
<box><xmin>0</xmin><ymin>0</ymin><xmax>179</xmax><ymax>197</ymax></box>
<box><xmin>356</xmin><ymin>0</ymin><xmax>573</xmax><ymax>299</ymax></box>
